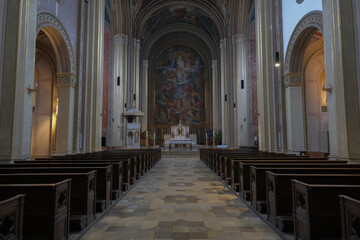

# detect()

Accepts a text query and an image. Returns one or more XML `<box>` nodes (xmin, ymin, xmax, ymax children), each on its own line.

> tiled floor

<box><xmin>81</xmin><ymin>152</ymin><xmax>281</xmax><ymax>240</ymax></box>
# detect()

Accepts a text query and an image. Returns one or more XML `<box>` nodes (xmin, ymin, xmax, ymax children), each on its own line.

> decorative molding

<box><xmin>114</xmin><ymin>34</ymin><xmax>128</xmax><ymax>45</ymax></box>
<box><xmin>56</xmin><ymin>73</ymin><xmax>77</xmax><ymax>88</ymax></box>
<box><xmin>143</xmin><ymin>59</ymin><xmax>148</xmax><ymax>67</ymax></box>
<box><xmin>220</xmin><ymin>38</ymin><xmax>227</xmax><ymax>48</ymax></box>
<box><xmin>302</xmin><ymin>41</ymin><xmax>324</xmax><ymax>71</ymax></box>
<box><xmin>284</xmin><ymin>11</ymin><xmax>323</xmax><ymax>74</ymax></box>
<box><xmin>36</xmin><ymin>13</ymin><xmax>76</xmax><ymax>74</ymax></box>
<box><xmin>283</xmin><ymin>73</ymin><xmax>304</xmax><ymax>88</ymax></box>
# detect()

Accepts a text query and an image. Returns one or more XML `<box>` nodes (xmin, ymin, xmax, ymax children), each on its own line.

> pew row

<box><xmin>0</xmin><ymin>194</ymin><xmax>25</xmax><ymax>240</ymax></box>
<box><xmin>0</xmin><ymin>180</ymin><xmax>71</xmax><ymax>240</ymax></box>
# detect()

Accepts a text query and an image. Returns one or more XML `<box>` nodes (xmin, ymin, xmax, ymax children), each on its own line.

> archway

<box><xmin>31</xmin><ymin>30</ymin><xmax>57</xmax><ymax>157</ymax></box>
<box><xmin>303</xmin><ymin>31</ymin><xmax>328</xmax><ymax>155</ymax></box>
<box><xmin>31</xmin><ymin>15</ymin><xmax>76</xmax><ymax>157</ymax></box>
<box><xmin>283</xmin><ymin>11</ymin><xmax>324</xmax><ymax>154</ymax></box>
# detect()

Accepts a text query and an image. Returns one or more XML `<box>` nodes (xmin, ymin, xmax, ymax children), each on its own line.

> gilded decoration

<box><xmin>56</xmin><ymin>73</ymin><xmax>77</xmax><ymax>88</ymax></box>
<box><xmin>283</xmin><ymin>73</ymin><xmax>304</xmax><ymax>88</ymax></box>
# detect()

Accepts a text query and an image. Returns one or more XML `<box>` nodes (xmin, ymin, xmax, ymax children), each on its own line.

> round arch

<box><xmin>284</xmin><ymin>11</ymin><xmax>323</xmax><ymax>74</ymax></box>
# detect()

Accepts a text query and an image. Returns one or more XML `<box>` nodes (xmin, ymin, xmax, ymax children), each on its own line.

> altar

<box><xmin>164</xmin><ymin>121</ymin><xmax>197</xmax><ymax>150</ymax></box>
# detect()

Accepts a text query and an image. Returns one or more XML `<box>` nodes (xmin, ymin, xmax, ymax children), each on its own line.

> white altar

<box><xmin>164</xmin><ymin>121</ymin><xmax>197</xmax><ymax>150</ymax></box>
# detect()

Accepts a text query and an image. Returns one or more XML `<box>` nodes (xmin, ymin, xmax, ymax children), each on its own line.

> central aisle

<box><xmin>81</xmin><ymin>152</ymin><xmax>280</xmax><ymax>240</ymax></box>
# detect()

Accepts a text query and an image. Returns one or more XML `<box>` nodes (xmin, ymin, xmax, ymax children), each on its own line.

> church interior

<box><xmin>0</xmin><ymin>0</ymin><xmax>360</xmax><ymax>239</ymax></box>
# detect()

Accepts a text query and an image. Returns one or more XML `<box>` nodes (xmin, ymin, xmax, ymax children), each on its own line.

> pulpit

<box><xmin>123</xmin><ymin>109</ymin><xmax>144</xmax><ymax>148</ymax></box>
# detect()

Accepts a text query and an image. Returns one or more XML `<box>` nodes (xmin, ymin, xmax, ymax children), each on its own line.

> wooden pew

<box><xmin>266</xmin><ymin>173</ymin><xmax>360</xmax><ymax>232</ymax></box>
<box><xmin>292</xmin><ymin>180</ymin><xmax>360</xmax><ymax>239</ymax></box>
<box><xmin>239</xmin><ymin>162</ymin><xmax>350</xmax><ymax>200</ymax></box>
<box><xmin>0</xmin><ymin>172</ymin><xmax>96</xmax><ymax>231</ymax></box>
<box><xmin>0</xmin><ymin>180</ymin><xmax>71</xmax><ymax>240</ymax></box>
<box><xmin>229</xmin><ymin>159</ymin><xmax>337</xmax><ymax>191</ymax></box>
<box><xmin>0</xmin><ymin>166</ymin><xmax>112</xmax><ymax>212</ymax></box>
<box><xmin>250</xmin><ymin>167</ymin><xmax>360</xmax><ymax>213</ymax></box>
<box><xmin>14</xmin><ymin>160</ymin><xmax>127</xmax><ymax>198</ymax></box>
<box><xmin>0</xmin><ymin>194</ymin><xmax>25</xmax><ymax>240</ymax></box>
<box><xmin>339</xmin><ymin>195</ymin><xmax>360</xmax><ymax>240</ymax></box>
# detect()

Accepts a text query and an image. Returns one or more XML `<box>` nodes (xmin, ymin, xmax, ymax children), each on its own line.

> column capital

<box><xmin>283</xmin><ymin>73</ymin><xmax>304</xmax><ymax>88</ymax></box>
<box><xmin>212</xmin><ymin>59</ymin><xmax>217</xmax><ymax>68</ymax></box>
<box><xmin>234</xmin><ymin>34</ymin><xmax>246</xmax><ymax>44</ymax></box>
<box><xmin>143</xmin><ymin>59</ymin><xmax>149</xmax><ymax>67</ymax></box>
<box><xmin>220</xmin><ymin>38</ymin><xmax>227</xmax><ymax>48</ymax></box>
<box><xmin>56</xmin><ymin>73</ymin><xmax>77</xmax><ymax>88</ymax></box>
<box><xmin>134</xmin><ymin>38</ymin><xmax>141</xmax><ymax>48</ymax></box>
<box><xmin>114</xmin><ymin>34</ymin><xmax>128</xmax><ymax>44</ymax></box>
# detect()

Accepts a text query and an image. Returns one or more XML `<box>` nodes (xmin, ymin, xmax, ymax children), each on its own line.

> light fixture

<box><xmin>26</xmin><ymin>83</ymin><xmax>38</xmax><ymax>94</ymax></box>
<box><xmin>275</xmin><ymin>52</ymin><xmax>280</xmax><ymax>67</ymax></box>
<box><xmin>233</xmin><ymin>103</ymin><xmax>236</xmax><ymax>109</ymax></box>
<box><xmin>322</xmin><ymin>83</ymin><xmax>334</xmax><ymax>94</ymax></box>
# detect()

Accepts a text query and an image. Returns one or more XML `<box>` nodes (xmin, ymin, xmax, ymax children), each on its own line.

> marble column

<box><xmin>234</xmin><ymin>34</ymin><xmax>250</xmax><ymax>147</ymax></box>
<box><xmin>112</xmin><ymin>34</ymin><xmax>127</xmax><ymax>147</ymax></box>
<box><xmin>323</xmin><ymin>0</ymin><xmax>360</xmax><ymax>162</ymax></box>
<box><xmin>220</xmin><ymin>39</ymin><xmax>228</xmax><ymax>145</ymax></box>
<box><xmin>283</xmin><ymin>74</ymin><xmax>305</xmax><ymax>153</ymax></box>
<box><xmin>84</xmin><ymin>0</ymin><xmax>105</xmax><ymax>152</ymax></box>
<box><xmin>0</xmin><ymin>0</ymin><xmax>37</xmax><ymax>161</ymax></box>
<box><xmin>54</xmin><ymin>73</ymin><xmax>76</xmax><ymax>155</ymax></box>
<box><xmin>212</xmin><ymin>60</ymin><xmax>220</xmax><ymax>130</ymax></box>
<box><xmin>141</xmin><ymin>60</ymin><xmax>149</xmax><ymax>131</ymax></box>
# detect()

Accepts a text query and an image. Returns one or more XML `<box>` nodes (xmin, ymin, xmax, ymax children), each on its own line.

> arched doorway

<box><xmin>31</xmin><ymin>30</ymin><xmax>57</xmax><ymax>157</ymax></box>
<box><xmin>303</xmin><ymin>31</ymin><xmax>328</xmax><ymax>154</ymax></box>
<box><xmin>31</xmin><ymin>17</ymin><xmax>76</xmax><ymax>157</ymax></box>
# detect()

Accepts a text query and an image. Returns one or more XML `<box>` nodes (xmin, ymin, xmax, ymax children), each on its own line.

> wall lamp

<box><xmin>275</xmin><ymin>51</ymin><xmax>280</xmax><ymax>67</ymax></box>
<box><xmin>233</xmin><ymin>103</ymin><xmax>236</xmax><ymax>109</ymax></box>
<box><xmin>322</xmin><ymin>83</ymin><xmax>334</xmax><ymax>94</ymax></box>
<box><xmin>26</xmin><ymin>83</ymin><xmax>38</xmax><ymax>94</ymax></box>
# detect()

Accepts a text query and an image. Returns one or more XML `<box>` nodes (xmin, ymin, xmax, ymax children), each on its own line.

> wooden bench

<box><xmin>0</xmin><ymin>180</ymin><xmax>71</xmax><ymax>240</ymax></box>
<box><xmin>229</xmin><ymin>159</ymin><xmax>337</xmax><ymax>191</ymax></box>
<box><xmin>0</xmin><ymin>172</ymin><xmax>96</xmax><ymax>231</ymax></box>
<box><xmin>339</xmin><ymin>195</ymin><xmax>360</xmax><ymax>240</ymax></box>
<box><xmin>292</xmin><ymin>180</ymin><xmax>360</xmax><ymax>239</ymax></box>
<box><xmin>238</xmin><ymin>162</ymin><xmax>350</xmax><ymax>200</ymax></box>
<box><xmin>0</xmin><ymin>194</ymin><xmax>25</xmax><ymax>240</ymax></box>
<box><xmin>0</xmin><ymin>166</ymin><xmax>112</xmax><ymax>212</ymax></box>
<box><xmin>266</xmin><ymin>173</ymin><xmax>360</xmax><ymax>232</ymax></box>
<box><xmin>14</xmin><ymin>160</ymin><xmax>127</xmax><ymax>198</ymax></box>
<box><xmin>250</xmin><ymin>167</ymin><xmax>360</xmax><ymax>213</ymax></box>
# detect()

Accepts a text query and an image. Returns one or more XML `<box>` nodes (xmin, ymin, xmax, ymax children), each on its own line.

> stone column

<box><xmin>133</xmin><ymin>39</ymin><xmax>140</xmax><ymax>110</ymax></box>
<box><xmin>84</xmin><ymin>0</ymin><xmax>105</xmax><ymax>152</ymax></box>
<box><xmin>323</xmin><ymin>0</ymin><xmax>360</xmax><ymax>162</ymax></box>
<box><xmin>112</xmin><ymin>34</ymin><xmax>127</xmax><ymax>147</ymax></box>
<box><xmin>255</xmin><ymin>0</ymin><xmax>269</xmax><ymax>151</ymax></box>
<box><xmin>234</xmin><ymin>34</ymin><xmax>250</xmax><ymax>147</ymax></box>
<box><xmin>141</xmin><ymin>60</ymin><xmax>149</xmax><ymax>131</ymax></box>
<box><xmin>212</xmin><ymin>60</ymin><xmax>220</xmax><ymax>130</ymax></box>
<box><xmin>0</xmin><ymin>0</ymin><xmax>37</xmax><ymax>161</ymax></box>
<box><xmin>0</xmin><ymin>0</ymin><xmax>7</xmax><ymax>103</ymax></box>
<box><xmin>122</xmin><ymin>36</ymin><xmax>129</xmax><ymax>147</ymax></box>
<box><xmin>220</xmin><ymin>39</ymin><xmax>228</xmax><ymax>145</ymax></box>
<box><xmin>283</xmin><ymin>74</ymin><xmax>305</xmax><ymax>153</ymax></box>
<box><xmin>54</xmin><ymin>73</ymin><xmax>76</xmax><ymax>155</ymax></box>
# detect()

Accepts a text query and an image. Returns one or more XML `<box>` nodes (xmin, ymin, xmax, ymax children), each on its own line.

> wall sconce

<box><xmin>275</xmin><ymin>52</ymin><xmax>280</xmax><ymax>67</ymax></box>
<box><xmin>322</xmin><ymin>83</ymin><xmax>334</xmax><ymax>94</ymax></box>
<box><xmin>233</xmin><ymin>103</ymin><xmax>236</xmax><ymax>109</ymax></box>
<box><xmin>225</xmin><ymin>94</ymin><xmax>227</xmax><ymax>102</ymax></box>
<box><xmin>117</xmin><ymin>77</ymin><xmax>120</xmax><ymax>86</ymax></box>
<box><xmin>133</xmin><ymin>94</ymin><xmax>136</xmax><ymax>101</ymax></box>
<box><xmin>100</xmin><ymin>110</ymin><xmax>106</xmax><ymax>117</ymax></box>
<box><xmin>56</xmin><ymin>98</ymin><xmax>59</xmax><ymax>116</ymax></box>
<box><xmin>26</xmin><ymin>83</ymin><xmax>38</xmax><ymax>94</ymax></box>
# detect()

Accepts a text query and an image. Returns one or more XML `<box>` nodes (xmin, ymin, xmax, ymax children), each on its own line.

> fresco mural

<box><xmin>155</xmin><ymin>46</ymin><xmax>205</xmax><ymax>125</ymax></box>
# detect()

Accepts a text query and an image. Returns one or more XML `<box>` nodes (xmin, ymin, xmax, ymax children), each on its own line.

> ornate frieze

<box><xmin>56</xmin><ymin>73</ymin><xmax>77</xmax><ymax>88</ymax></box>
<box><xmin>220</xmin><ymin>39</ymin><xmax>227</xmax><ymax>48</ymax></box>
<box><xmin>234</xmin><ymin>34</ymin><xmax>246</xmax><ymax>44</ymax></box>
<box><xmin>283</xmin><ymin>73</ymin><xmax>304</xmax><ymax>88</ymax></box>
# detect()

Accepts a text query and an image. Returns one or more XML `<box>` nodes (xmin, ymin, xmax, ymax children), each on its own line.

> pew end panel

<box><xmin>339</xmin><ymin>195</ymin><xmax>360</xmax><ymax>240</ymax></box>
<box><xmin>0</xmin><ymin>194</ymin><xmax>25</xmax><ymax>240</ymax></box>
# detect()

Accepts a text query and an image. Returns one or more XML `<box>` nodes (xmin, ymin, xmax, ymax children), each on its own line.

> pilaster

<box><xmin>212</xmin><ymin>60</ymin><xmax>220</xmax><ymax>130</ymax></box>
<box><xmin>220</xmin><ymin>39</ymin><xmax>229</xmax><ymax>145</ymax></box>
<box><xmin>0</xmin><ymin>0</ymin><xmax>37</xmax><ymax>161</ymax></box>
<box><xmin>323</xmin><ymin>0</ymin><xmax>360</xmax><ymax>162</ymax></box>
<box><xmin>141</xmin><ymin>59</ymin><xmax>149</xmax><ymax>131</ymax></box>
